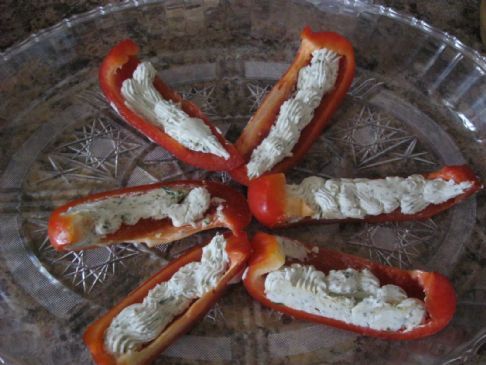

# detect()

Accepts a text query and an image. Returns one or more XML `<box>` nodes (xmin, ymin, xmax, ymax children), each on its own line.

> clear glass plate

<box><xmin>1</xmin><ymin>1</ymin><xmax>485</xmax><ymax>364</ymax></box>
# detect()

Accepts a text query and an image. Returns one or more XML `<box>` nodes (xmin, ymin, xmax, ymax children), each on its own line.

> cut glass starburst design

<box><xmin>180</xmin><ymin>86</ymin><xmax>217</xmax><ymax>118</ymax></box>
<box><xmin>30</xmin><ymin>217</ymin><xmax>152</xmax><ymax>294</ymax></box>
<box><xmin>247</xmin><ymin>84</ymin><xmax>271</xmax><ymax>112</ymax></box>
<box><xmin>347</xmin><ymin>219</ymin><xmax>440</xmax><ymax>268</ymax></box>
<box><xmin>327</xmin><ymin>105</ymin><xmax>437</xmax><ymax>170</ymax></box>
<box><xmin>31</xmin><ymin>218</ymin><xmax>59</xmax><ymax>262</ymax></box>
<box><xmin>35</xmin><ymin>117</ymin><xmax>143</xmax><ymax>186</ymax></box>
<box><xmin>52</xmin><ymin>245</ymin><xmax>143</xmax><ymax>294</ymax></box>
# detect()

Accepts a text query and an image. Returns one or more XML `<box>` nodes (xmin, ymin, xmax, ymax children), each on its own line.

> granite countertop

<box><xmin>0</xmin><ymin>0</ymin><xmax>485</xmax><ymax>54</ymax></box>
<box><xmin>0</xmin><ymin>1</ymin><xmax>485</xmax><ymax>365</ymax></box>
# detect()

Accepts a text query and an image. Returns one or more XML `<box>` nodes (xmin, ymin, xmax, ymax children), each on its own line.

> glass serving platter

<box><xmin>1</xmin><ymin>0</ymin><xmax>485</xmax><ymax>364</ymax></box>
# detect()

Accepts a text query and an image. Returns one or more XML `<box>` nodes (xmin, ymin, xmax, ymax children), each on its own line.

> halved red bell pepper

<box><xmin>48</xmin><ymin>180</ymin><xmax>251</xmax><ymax>251</ymax></box>
<box><xmin>230</xmin><ymin>27</ymin><xmax>355</xmax><ymax>185</ymax></box>
<box><xmin>243</xmin><ymin>232</ymin><xmax>456</xmax><ymax>340</ymax></box>
<box><xmin>99</xmin><ymin>39</ymin><xmax>243</xmax><ymax>171</ymax></box>
<box><xmin>247</xmin><ymin>165</ymin><xmax>482</xmax><ymax>228</ymax></box>
<box><xmin>84</xmin><ymin>232</ymin><xmax>251</xmax><ymax>365</ymax></box>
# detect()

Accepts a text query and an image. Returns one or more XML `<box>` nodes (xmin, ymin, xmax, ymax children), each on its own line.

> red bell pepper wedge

<box><xmin>230</xmin><ymin>27</ymin><xmax>355</xmax><ymax>185</ymax></box>
<box><xmin>247</xmin><ymin>165</ymin><xmax>482</xmax><ymax>228</ymax></box>
<box><xmin>99</xmin><ymin>39</ymin><xmax>243</xmax><ymax>171</ymax></box>
<box><xmin>84</xmin><ymin>232</ymin><xmax>251</xmax><ymax>365</ymax></box>
<box><xmin>243</xmin><ymin>232</ymin><xmax>456</xmax><ymax>340</ymax></box>
<box><xmin>48</xmin><ymin>180</ymin><xmax>251</xmax><ymax>251</ymax></box>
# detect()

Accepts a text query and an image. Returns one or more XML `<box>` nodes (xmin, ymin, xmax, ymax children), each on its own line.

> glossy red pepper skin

<box><xmin>48</xmin><ymin>180</ymin><xmax>251</xmax><ymax>251</ymax></box>
<box><xmin>84</xmin><ymin>232</ymin><xmax>251</xmax><ymax>365</ymax></box>
<box><xmin>247</xmin><ymin>165</ymin><xmax>482</xmax><ymax>228</ymax></box>
<box><xmin>99</xmin><ymin>39</ymin><xmax>243</xmax><ymax>171</ymax></box>
<box><xmin>230</xmin><ymin>27</ymin><xmax>355</xmax><ymax>185</ymax></box>
<box><xmin>243</xmin><ymin>232</ymin><xmax>456</xmax><ymax>340</ymax></box>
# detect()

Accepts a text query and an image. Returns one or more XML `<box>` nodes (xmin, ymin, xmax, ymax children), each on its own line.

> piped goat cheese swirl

<box><xmin>265</xmin><ymin>263</ymin><xmax>426</xmax><ymax>331</ymax></box>
<box><xmin>65</xmin><ymin>187</ymin><xmax>211</xmax><ymax>239</ymax></box>
<box><xmin>246</xmin><ymin>48</ymin><xmax>341</xmax><ymax>178</ymax></box>
<box><xmin>287</xmin><ymin>175</ymin><xmax>472</xmax><ymax>219</ymax></box>
<box><xmin>105</xmin><ymin>234</ymin><xmax>229</xmax><ymax>355</ymax></box>
<box><xmin>121</xmin><ymin>62</ymin><xmax>229</xmax><ymax>159</ymax></box>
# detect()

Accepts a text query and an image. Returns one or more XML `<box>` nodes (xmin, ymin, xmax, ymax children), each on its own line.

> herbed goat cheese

<box><xmin>104</xmin><ymin>233</ymin><xmax>229</xmax><ymax>355</ymax></box>
<box><xmin>65</xmin><ymin>186</ymin><xmax>211</xmax><ymax>240</ymax></box>
<box><xmin>121</xmin><ymin>62</ymin><xmax>229</xmax><ymax>159</ymax></box>
<box><xmin>246</xmin><ymin>48</ymin><xmax>340</xmax><ymax>178</ymax></box>
<box><xmin>264</xmin><ymin>263</ymin><xmax>426</xmax><ymax>332</ymax></box>
<box><xmin>286</xmin><ymin>174</ymin><xmax>472</xmax><ymax>219</ymax></box>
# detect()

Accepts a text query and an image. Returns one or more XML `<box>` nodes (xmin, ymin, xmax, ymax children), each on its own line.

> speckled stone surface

<box><xmin>1</xmin><ymin>0</ymin><xmax>485</xmax><ymax>54</ymax></box>
<box><xmin>0</xmin><ymin>1</ymin><xmax>485</xmax><ymax>365</ymax></box>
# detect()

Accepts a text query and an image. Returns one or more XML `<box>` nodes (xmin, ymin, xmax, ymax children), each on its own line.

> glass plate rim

<box><xmin>1</xmin><ymin>0</ymin><xmax>485</xmax><ymax>71</ymax></box>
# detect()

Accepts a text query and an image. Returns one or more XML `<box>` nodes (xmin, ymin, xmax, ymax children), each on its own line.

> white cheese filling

<box><xmin>246</xmin><ymin>48</ymin><xmax>341</xmax><ymax>178</ymax></box>
<box><xmin>65</xmin><ymin>186</ymin><xmax>211</xmax><ymax>240</ymax></box>
<box><xmin>265</xmin><ymin>263</ymin><xmax>426</xmax><ymax>332</ymax></box>
<box><xmin>105</xmin><ymin>233</ymin><xmax>229</xmax><ymax>355</ymax></box>
<box><xmin>121</xmin><ymin>62</ymin><xmax>229</xmax><ymax>159</ymax></box>
<box><xmin>287</xmin><ymin>175</ymin><xmax>472</xmax><ymax>219</ymax></box>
